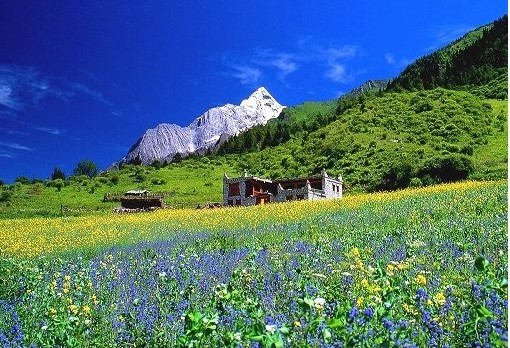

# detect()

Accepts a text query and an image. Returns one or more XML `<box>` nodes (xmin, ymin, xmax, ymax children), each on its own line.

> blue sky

<box><xmin>0</xmin><ymin>1</ymin><xmax>506</xmax><ymax>182</ymax></box>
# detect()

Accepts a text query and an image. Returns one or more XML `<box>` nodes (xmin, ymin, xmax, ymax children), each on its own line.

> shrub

<box><xmin>14</xmin><ymin>176</ymin><xmax>30</xmax><ymax>185</ymax></box>
<box><xmin>110</xmin><ymin>172</ymin><xmax>120</xmax><ymax>185</ymax></box>
<box><xmin>48</xmin><ymin>179</ymin><xmax>65</xmax><ymax>191</ymax></box>
<box><xmin>151</xmin><ymin>178</ymin><xmax>166</xmax><ymax>185</ymax></box>
<box><xmin>418</xmin><ymin>154</ymin><xmax>474</xmax><ymax>183</ymax></box>
<box><xmin>0</xmin><ymin>190</ymin><xmax>12</xmax><ymax>203</ymax></box>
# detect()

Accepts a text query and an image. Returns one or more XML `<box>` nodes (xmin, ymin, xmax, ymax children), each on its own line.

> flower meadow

<box><xmin>0</xmin><ymin>181</ymin><xmax>507</xmax><ymax>347</ymax></box>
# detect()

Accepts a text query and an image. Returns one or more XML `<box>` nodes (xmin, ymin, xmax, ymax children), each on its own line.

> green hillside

<box><xmin>388</xmin><ymin>15</ymin><xmax>507</xmax><ymax>94</ymax></box>
<box><xmin>0</xmin><ymin>15</ymin><xmax>507</xmax><ymax>218</ymax></box>
<box><xmin>0</xmin><ymin>158</ymin><xmax>239</xmax><ymax>218</ymax></box>
<box><xmin>233</xmin><ymin>89</ymin><xmax>506</xmax><ymax>191</ymax></box>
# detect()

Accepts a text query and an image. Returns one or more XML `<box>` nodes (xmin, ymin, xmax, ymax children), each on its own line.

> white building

<box><xmin>223</xmin><ymin>170</ymin><xmax>342</xmax><ymax>206</ymax></box>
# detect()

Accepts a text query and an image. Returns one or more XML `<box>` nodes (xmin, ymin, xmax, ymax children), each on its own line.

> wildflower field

<box><xmin>0</xmin><ymin>181</ymin><xmax>507</xmax><ymax>347</ymax></box>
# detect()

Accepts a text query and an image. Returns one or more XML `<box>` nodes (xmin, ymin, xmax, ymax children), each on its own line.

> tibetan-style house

<box><xmin>223</xmin><ymin>170</ymin><xmax>342</xmax><ymax>207</ymax></box>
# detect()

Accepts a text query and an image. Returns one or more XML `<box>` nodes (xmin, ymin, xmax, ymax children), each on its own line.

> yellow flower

<box><xmin>434</xmin><ymin>292</ymin><xmax>446</xmax><ymax>306</ymax></box>
<box><xmin>82</xmin><ymin>305</ymin><xmax>91</xmax><ymax>316</ymax></box>
<box><xmin>415</xmin><ymin>274</ymin><xmax>427</xmax><ymax>286</ymax></box>
<box><xmin>371</xmin><ymin>287</ymin><xmax>382</xmax><ymax>293</ymax></box>
<box><xmin>294</xmin><ymin>321</ymin><xmax>301</xmax><ymax>328</ymax></box>
<box><xmin>360</xmin><ymin>279</ymin><xmax>369</xmax><ymax>287</ymax></box>
<box><xmin>68</xmin><ymin>304</ymin><xmax>79</xmax><ymax>315</ymax></box>
<box><xmin>356</xmin><ymin>297</ymin><xmax>364</xmax><ymax>308</ymax></box>
<box><xmin>397</xmin><ymin>262</ymin><xmax>408</xmax><ymax>270</ymax></box>
<box><xmin>350</xmin><ymin>247</ymin><xmax>360</xmax><ymax>258</ymax></box>
<box><xmin>386</xmin><ymin>264</ymin><xmax>395</xmax><ymax>272</ymax></box>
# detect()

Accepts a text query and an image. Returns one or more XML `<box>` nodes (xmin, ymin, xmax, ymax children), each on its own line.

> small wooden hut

<box><xmin>120</xmin><ymin>190</ymin><xmax>164</xmax><ymax>209</ymax></box>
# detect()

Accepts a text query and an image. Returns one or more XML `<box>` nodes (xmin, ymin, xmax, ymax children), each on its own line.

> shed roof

<box><xmin>125</xmin><ymin>190</ymin><xmax>150</xmax><ymax>195</ymax></box>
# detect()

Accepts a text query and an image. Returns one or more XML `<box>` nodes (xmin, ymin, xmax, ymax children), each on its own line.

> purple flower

<box><xmin>348</xmin><ymin>306</ymin><xmax>359</xmax><ymax>320</ymax></box>
<box><xmin>363</xmin><ymin>307</ymin><xmax>374</xmax><ymax>319</ymax></box>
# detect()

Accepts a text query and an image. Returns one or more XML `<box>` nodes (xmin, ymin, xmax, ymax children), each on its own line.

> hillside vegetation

<box><xmin>388</xmin><ymin>15</ymin><xmax>507</xmax><ymax>95</ymax></box>
<box><xmin>225</xmin><ymin>89</ymin><xmax>506</xmax><ymax>192</ymax></box>
<box><xmin>0</xmin><ymin>15</ymin><xmax>507</xmax><ymax>218</ymax></box>
<box><xmin>0</xmin><ymin>158</ymin><xmax>238</xmax><ymax>218</ymax></box>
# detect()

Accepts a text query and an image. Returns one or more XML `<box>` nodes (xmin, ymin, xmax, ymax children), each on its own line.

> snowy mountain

<box><xmin>120</xmin><ymin>87</ymin><xmax>284</xmax><ymax>165</ymax></box>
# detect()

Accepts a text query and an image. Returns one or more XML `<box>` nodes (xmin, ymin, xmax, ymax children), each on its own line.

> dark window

<box><xmin>235</xmin><ymin>199</ymin><xmax>241</xmax><ymax>206</ymax></box>
<box><xmin>229</xmin><ymin>183</ymin><xmax>240</xmax><ymax>196</ymax></box>
<box><xmin>297</xmin><ymin>195</ymin><xmax>304</xmax><ymax>200</ymax></box>
<box><xmin>286</xmin><ymin>195</ymin><xmax>293</xmax><ymax>201</ymax></box>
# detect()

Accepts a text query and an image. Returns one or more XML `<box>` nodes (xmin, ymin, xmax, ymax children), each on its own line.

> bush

<box><xmin>48</xmin><ymin>179</ymin><xmax>65</xmax><ymax>192</ymax></box>
<box><xmin>376</xmin><ymin>160</ymin><xmax>415</xmax><ymax>191</ymax></box>
<box><xmin>151</xmin><ymin>178</ymin><xmax>166</xmax><ymax>185</ymax></box>
<box><xmin>110</xmin><ymin>173</ymin><xmax>120</xmax><ymax>185</ymax></box>
<box><xmin>409</xmin><ymin>177</ymin><xmax>423</xmax><ymax>188</ymax></box>
<box><xmin>15</xmin><ymin>176</ymin><xmax>30</xmax><ymax>185</ymax></box>
<box><xmin>0</xmin><ymin>190</ymin><xmax>13</xmax><ymax>203</ymax></box>
<box><xmin>418</xmin><ymin>154</ymin><xmax>474</xmax><ymax>183</ymax></box>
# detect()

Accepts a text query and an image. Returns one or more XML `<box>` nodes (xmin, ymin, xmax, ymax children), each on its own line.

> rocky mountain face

<box><xmin>347</xmin><ymin>79</ymin><xmax>390</xmax><ymax>97</ymax></box>
<box><xmin>121</xmin><ymin>87</ymin><xmax>284</xmax><ymax>165</ymax></box>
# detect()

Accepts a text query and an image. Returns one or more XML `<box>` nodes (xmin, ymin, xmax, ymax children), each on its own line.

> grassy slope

<box><xmin>282</xmin><ymin>100</ymin><xmax>338</xmax><ymax>124</ymax></box>
<box><xmin>0</xmin><ymin>89</ymin><xmax>506</xmax><ymax>219</ymax></box>
<box><xmin>0</xmin><ymin>180</ymin><xmax>504</xmax><ymax>259</ymax></box>
<box><xmin>0</xmin><ymin>157</ymin><xmax>238</xmax><ymax>218</ymax></box>
<box><xmin>471</xmin><ymin>99</ymin><xmax>508</xmax><ymax>179</ymax></box>
<box><xmin>239</xmin><ymin>88</ymin><xmax>507</xmax><ymax>190</ymax></box>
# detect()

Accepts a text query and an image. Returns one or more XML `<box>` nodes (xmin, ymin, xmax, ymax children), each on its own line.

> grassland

<box><xmin>0</xmin><ymin>180</ymin><xmax>507</xmax><ymax>346</ymax></box>
<box><xmin>0</xmin><ymin>157</ymin><xmax>239</xmax><ymax>219</ymax></box>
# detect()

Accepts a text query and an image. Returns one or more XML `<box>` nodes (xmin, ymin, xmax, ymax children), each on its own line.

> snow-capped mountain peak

<box><xmin>120</xmin><ymin>87</ymin><xmax>284</xmax><ymax>165</ymax></box>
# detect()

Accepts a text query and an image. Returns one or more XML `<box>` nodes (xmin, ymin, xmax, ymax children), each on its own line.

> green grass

<box><xmin>0</xmin><ymin>181</ymin><xmax>507</xmax><ymax>346</ymax></box>
<box><xmin>471</xmin><ymin>99</ymin><xmax>508</xmax><ymax>179</ymax></box>
<box><xmin>0</xmin><ymin>157</ymin><xmax>238</xmax><ymax>218</ymax></box>
<box><xmin>1</xmin><ymin>89</ymin><xmax>507</xmax><ymax>219</ymax></box>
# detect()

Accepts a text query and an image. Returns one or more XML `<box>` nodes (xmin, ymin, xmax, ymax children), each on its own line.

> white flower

<box><xmin>84</xmin><ymin>319</ymin><xmax>91</xmax><ymax>326</ymax></box>
<box><xmin>41</xmin><ymin>325</ymin><xmax>48</xmax><ymax>331</ymax></box>
<box><xmin>265</xmin><ymin>324</ymin><xmax>277</xmax><ymax>334</ymax></box>
<box><xmin>314</xmin><ymin>297</ymin><xmax>326</xmax><ymax>310</ymax></box>
<box><xmin>159</xmin><ymin>271</ymin><xmax>167</xmax><ymax>278</ymax></box>
<box><xmin>234</xmin><ymin>332</ymin><xmax>242</xmax><ymax>341</ymax></box>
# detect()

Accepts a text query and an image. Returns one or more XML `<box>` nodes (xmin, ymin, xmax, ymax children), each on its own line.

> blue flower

<box><xmin>363</xmin><ymin>307</ymin><xmax>374</xmax><ymax>319</ymax></box>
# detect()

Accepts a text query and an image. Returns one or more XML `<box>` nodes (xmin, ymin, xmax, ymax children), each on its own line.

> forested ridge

<box><xmin>387</xmin><ymin>15</ymin><xmax>507</xmax><ymax>95</ymax></box>
<box><xmin>210</xmin><ymin>16</ymin><xmax>507</xmax><ymax>192</ymax></box>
